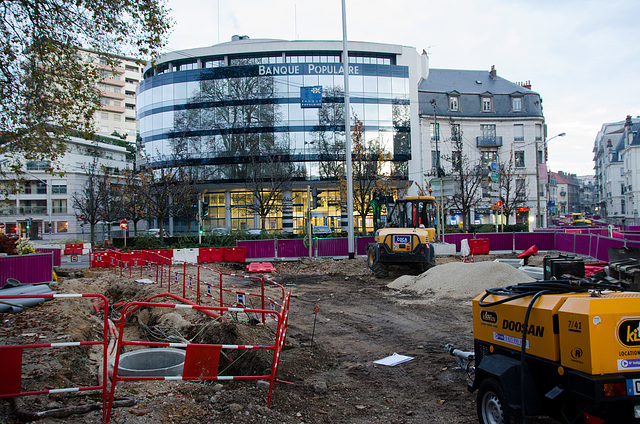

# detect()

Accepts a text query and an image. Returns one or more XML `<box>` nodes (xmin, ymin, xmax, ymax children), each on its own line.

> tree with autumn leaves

<box><xmin>0</xmin><ymin>0</ymin><xmax>172</xmax><ymax>190</ymax></box>
<box><xmin>338</xmin><ymin>118</ymin><xmax>400</xmax><ymax>232</ymax></box>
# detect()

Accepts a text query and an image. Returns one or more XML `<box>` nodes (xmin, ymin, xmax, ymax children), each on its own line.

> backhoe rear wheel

<box><xmin>367</xmin><ymin>245</ymin><xmax>389</xmax><ymax>278</ymax></box>
<box><xmin>372</xmin><ymin>262</ymin><xmax>389</xmax><ymax>278</ymax></box>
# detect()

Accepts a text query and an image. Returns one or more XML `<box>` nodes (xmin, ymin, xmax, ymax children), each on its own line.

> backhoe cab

<box><xmin>366</xmin><ymin>195</ymin><xmax>438</xmax><ymax>278</ymax></box>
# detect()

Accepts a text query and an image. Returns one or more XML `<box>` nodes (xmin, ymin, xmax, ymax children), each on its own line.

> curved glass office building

<box><xmin>138</xmin><ymin>36</ymin><xmax>425</xmax><ymax>232</ymax></box>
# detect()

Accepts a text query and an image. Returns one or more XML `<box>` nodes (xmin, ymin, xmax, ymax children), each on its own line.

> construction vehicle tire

<box><xmin>372</xmin><ymin>262</ymin><xmax>389</xmax><ymax>279</ymax></box>
<box><xmin>366</xmin><ymin>246</ymin><xmax>376</xmax><ymax>269</ymax></box>
<box><xmin>477</xmin><ymin>378</ymin><xmax>520</xmax><ymax>424</ymax></box>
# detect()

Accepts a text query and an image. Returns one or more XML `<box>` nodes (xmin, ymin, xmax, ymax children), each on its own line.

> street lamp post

<box><xmin>536</xmin><ymin>132</ymin><xmax>566</xmax><ymax>228</ymax></box>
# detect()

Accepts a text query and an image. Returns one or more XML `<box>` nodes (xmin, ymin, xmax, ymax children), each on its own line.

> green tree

<box><xmin>0</xmin><ymin>0</ymin><xmax>171</xmax><ymax>187</ymax></box>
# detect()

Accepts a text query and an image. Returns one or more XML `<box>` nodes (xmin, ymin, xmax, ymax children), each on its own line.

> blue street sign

<box><xmin>490</xmin><ymin>162</ymin><xmax>499</xmax><ymax>172</ymax></box>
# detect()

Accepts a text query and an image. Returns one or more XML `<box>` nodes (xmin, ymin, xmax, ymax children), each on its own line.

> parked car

<box><xmin>210</xmin><ymin>227</ymin><xmax>231</xmax><ymax>235</ymax></box>
<box><xmin>247</xmin><ymin>228</ymin><xmax>262</xmax><ymax>235</ymax></box>
<box><xmin>313</xmin><ymin>225</ymin><xmax>332</xmax><ymax>235</ymax></box>
<box><xmin>144</xmin><ymin>228</ymin><xmax>167</xmax><ymax>237</ymax></box>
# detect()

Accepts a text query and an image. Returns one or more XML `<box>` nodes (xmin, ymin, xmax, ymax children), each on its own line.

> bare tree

<box><xmin>499</xmin><ymin>153</ymin><xmax>530</xmax><ymax>225</ymax></box>
<box><xmin>341</xmin><ymin>119</ymin><xmax>398</xmax><ymax>232</ymax></box>
<box><xmin>314</xmin><ymin>86</ymin><xmax>346</xmax><ymax>179</ymax></box>
<box><xmin>72</xmin><ymin>161</ymin><xmax>101</xmax><ymax>245</ymax></box>
<box><xmin>138</xmin><ymin>150</ymin><xmax>198</xmax><ymax>242</ymax></box>
<box><xmin>443</xmin><ymin>136</ymin><xmax>484</xmax><ymax>231</ymax></box>
<box><xmin>243</xmin><ymin>150</ymin><xmax>303</xmax><ymax>230</ymax></box>
<box><xmin>114</xmin><ymin>169</ymin><xmax>145</xmax><ymax>236</ymax></box>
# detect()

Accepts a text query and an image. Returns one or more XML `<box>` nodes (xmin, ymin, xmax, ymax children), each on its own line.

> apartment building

<box><xmin>81</xmin><ymin>49</ymin><xmax>143</xmax><ymax>141</ymax></box>
<box><xmin>418</xmin><ymin>66</ymin><xmax>546</xmax><ymax>227</ymax></box>
<box><xmin>593</xmin><ymin>116</ymin><xmax>640</xmax><ymax>224</ymax></box>
<box><xmin>0</xmin><ymin>136</ymin><xmax>132</xmax><ymax>241</ymax></box>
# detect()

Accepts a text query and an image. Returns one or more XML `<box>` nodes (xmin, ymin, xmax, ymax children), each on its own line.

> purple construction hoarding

<box><xmin>357</xmin><ymin>237</ymin><xmax>374</xmax><ymax>255</ymax></box>
<box><xmin>515</xmin><ymin>232</ymin><xmax>555</xmax><ymax>251</ymax></box>
<box><xmin>277</xmin><ymin>239</ymin><xmax>313</xmax><ymax>258</ymax></box>
<box><xmin>237</xmin><ymin>239</ymin><xmax>276</xmax><ymax>259</ymax></box>
<box><xmin>317</xmin><ymin>238</ymin><xmax>349</xmax><ymax>257</ymax></box>
<box><xmin>479</xmin><ymin>233</ymin><xmax>513</xmax><ymax>251</ymax></box>
<box><xmin>35</xmin><ymin>248</ymin><xmax>61</xmax><ymax>267</ymax></box>
<box><xmin>0</xmin><ymin>254</ymin><xmax>54</xmax><ymax>287</ymax></box>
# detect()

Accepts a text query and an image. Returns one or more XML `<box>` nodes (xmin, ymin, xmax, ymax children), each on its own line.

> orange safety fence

<box><xmin>107</xmin><ymin>252</ymin><xmax>286</xmax><ymax>326</ymax></box>
<box><xmin>105</xmin><ymin>291</ymin><xmax>291</xmax><ymax>422</ymax></box>
<box><xmin>0</xmin><ymin>293</ymin><xmax>110</xmax><ymax>423</ymax></box>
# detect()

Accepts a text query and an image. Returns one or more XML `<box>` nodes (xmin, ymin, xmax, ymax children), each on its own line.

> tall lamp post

<box><xmin>536</xmin><ymin>132</ymin><xmax>566</xmax><ymax>228</ymax></box>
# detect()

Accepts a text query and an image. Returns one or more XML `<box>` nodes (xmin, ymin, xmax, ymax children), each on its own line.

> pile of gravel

<box><xmin>388</xmin><ymin>261</ymin><xmax>534</xmax><ymax>301</ymax></box>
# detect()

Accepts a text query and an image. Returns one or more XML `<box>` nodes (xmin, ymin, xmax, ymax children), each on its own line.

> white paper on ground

<box><xmin>373</xmin><ymin>352</ymin><xmax>414</xmax><ymax>366</ymax></box>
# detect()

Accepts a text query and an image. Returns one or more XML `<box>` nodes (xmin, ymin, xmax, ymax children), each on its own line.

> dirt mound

<box><xmin>388</xmin><ymin>261</ymin><xmax>534</xmax><ymax>302</ymax></box>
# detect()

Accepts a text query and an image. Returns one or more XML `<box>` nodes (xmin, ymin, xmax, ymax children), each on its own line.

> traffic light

<box><xmin>496</xmin><ymin>200</ymin><xmax>502</xmax><ymax>208</ymax></box>
<box><xmin>312</xmin><ymin>188</ymin><xmax>323</xmax><ymax>209</ymax></box>
<box><xmin>202</xmin><ymin>201</ymin><xmax>209</xmax><ymax>217</ymax></box>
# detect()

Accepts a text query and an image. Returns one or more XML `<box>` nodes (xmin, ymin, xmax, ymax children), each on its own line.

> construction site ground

<box><xmin>0</xmin><ymin>252</ymin><xmax>561</xmax><ymax>424</ymax></box>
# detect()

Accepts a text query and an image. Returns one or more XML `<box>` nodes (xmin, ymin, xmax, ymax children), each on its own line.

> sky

<box><xmin>165</xmin><ymin>0</ymin><xmax>640</xmax><ymax>177</ymax></box>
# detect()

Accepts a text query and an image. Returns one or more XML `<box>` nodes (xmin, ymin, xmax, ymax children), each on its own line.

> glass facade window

<box><xmin>481</xmin><ymin>124</ymin><xmax>496</xmax><ymax>140</ymax></box>
<box><xmin>286</xmin><ymin>54</ymin><xmax>340</xmax><ymax>63</ymax></box>
<box><xmin>52</xmin><ymin>184</ymin><xmax>67</xmax><ymax>194</ymax></box>
<box><xmin>36</xmin><ymin>181</ymin><xmax>47</xmax><ymax>194</ymax></box>
<box><xmin>138</xmin><ymin>42</ymin><xmax>414</xmax><ymax>232</ymax></box>
<box><xmin>451</xmin><ymin>124</ymin><xmax>461</xmax><ymax>141</ymax></box>
<box><xmin>203</xmin><ymin>58</ymin><xmax>224</xmax><ymax>68</ymax></box>
<box><xmin>515</xmin><ymin>151</ymin><xmax>525</xmax><ymax>167</ymax></box>
<box><xmin>481</xmin><ymin>151</ymin><xmax>498</xmax><ymax>167</ymax></box>
<box><xmin>430</xmin><ymin>123</ymin><xmax>439</xmax><ymax>140</ymax></box>
<box><xmin>26</xmin><ymin>161</ymin><xmax>51</xmax><ymax>171</ymax></box>
<box><xmin>5</xmin><ymin>222</ymin><xmax>17</xmax><ymax>234</ymax></box>
<box><xmin>514</xmin><ymin>124</ymin><xmax>524</xmax><ymax>141</ymax></box>
<box><xmin>53</xmin><ymin>199</ymin><xmax>67</xmax><ymax>214</ymax></box>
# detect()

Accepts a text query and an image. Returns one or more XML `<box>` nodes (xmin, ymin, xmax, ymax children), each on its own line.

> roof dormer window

<box><xmin>449</xmin><ymin>95</ymin><xmax>459</xmax><ymax>111</ymax></box>
<box><xmin>512</xmin><ymin>96</ymin><xmax>522</xmax><ymax>112</ymax></box>
<box><xmin>482</xmin><ymin>96</ymin><xmax>492</xmax><ymax>112</ymax></box>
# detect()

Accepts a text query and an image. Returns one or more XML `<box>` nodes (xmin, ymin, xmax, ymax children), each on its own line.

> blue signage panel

<box><xmin>301</xmin><ymin>86</ymin><xmax>323</xmax><ymax>108</ymax></box>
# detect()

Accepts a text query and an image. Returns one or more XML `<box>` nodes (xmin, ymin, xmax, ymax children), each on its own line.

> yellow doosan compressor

<box><xmin>470</xmin><ymin>279</ymin><xmax>640</xmax><ymax>424</ymax></box>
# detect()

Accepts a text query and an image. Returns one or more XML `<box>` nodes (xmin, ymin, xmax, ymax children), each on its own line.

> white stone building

<box><xmin>418</xmin><ymin>66</ymin><xmax>546</xmax><ymax>228</ymax></box>
<box><xmin>593</xmin><ymin>116</ymin><xmax>640</xmax><ymax>224</ymax></box>
<box><xmin>80</xmin><ymin>49</ymin><xmax>143</xmax><ymax>141</ymax></box>
<box><xmin>0</xmin><ymin>136</ymin><xmax>132</xmax><ymax>241</ymax></box>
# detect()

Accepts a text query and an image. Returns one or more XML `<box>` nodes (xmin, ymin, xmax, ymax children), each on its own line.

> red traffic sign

<box><xmin>79</xmin><ymin>214</ymin><xmax>86</xmax><ymax>220</ymax></box>
<box><xmin>120</xmin><ymin>219</ymin><xmax>128</xmax><ymax>229</ymax></box>
<box><xmin>0</xmin><ymin>223</ymin><xmax>5</xmax><ymax>229</ymax></box>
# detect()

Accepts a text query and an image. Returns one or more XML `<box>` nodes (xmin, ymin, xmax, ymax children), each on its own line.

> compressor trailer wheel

<box><xmin>478</xmin><ymin>378</ymin><xmax>519</xmax><ymax>424</ymax></box>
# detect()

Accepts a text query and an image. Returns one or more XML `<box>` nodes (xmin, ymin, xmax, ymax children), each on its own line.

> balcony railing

<box><xmin>0</xmin><ymin>206</ymin><xmax>47</xmax><ymax>215</ymax></box>
<box><xmin>476</xmin><ymin>136</ymin><xmax>503</xmax><ymax>147</ymax></box>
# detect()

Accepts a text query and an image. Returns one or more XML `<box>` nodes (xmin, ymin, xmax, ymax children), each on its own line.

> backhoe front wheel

<box><xmin>477</xmin><ymin>378</ymin><xmax>520</xmax><ymax>424</ymax></box>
